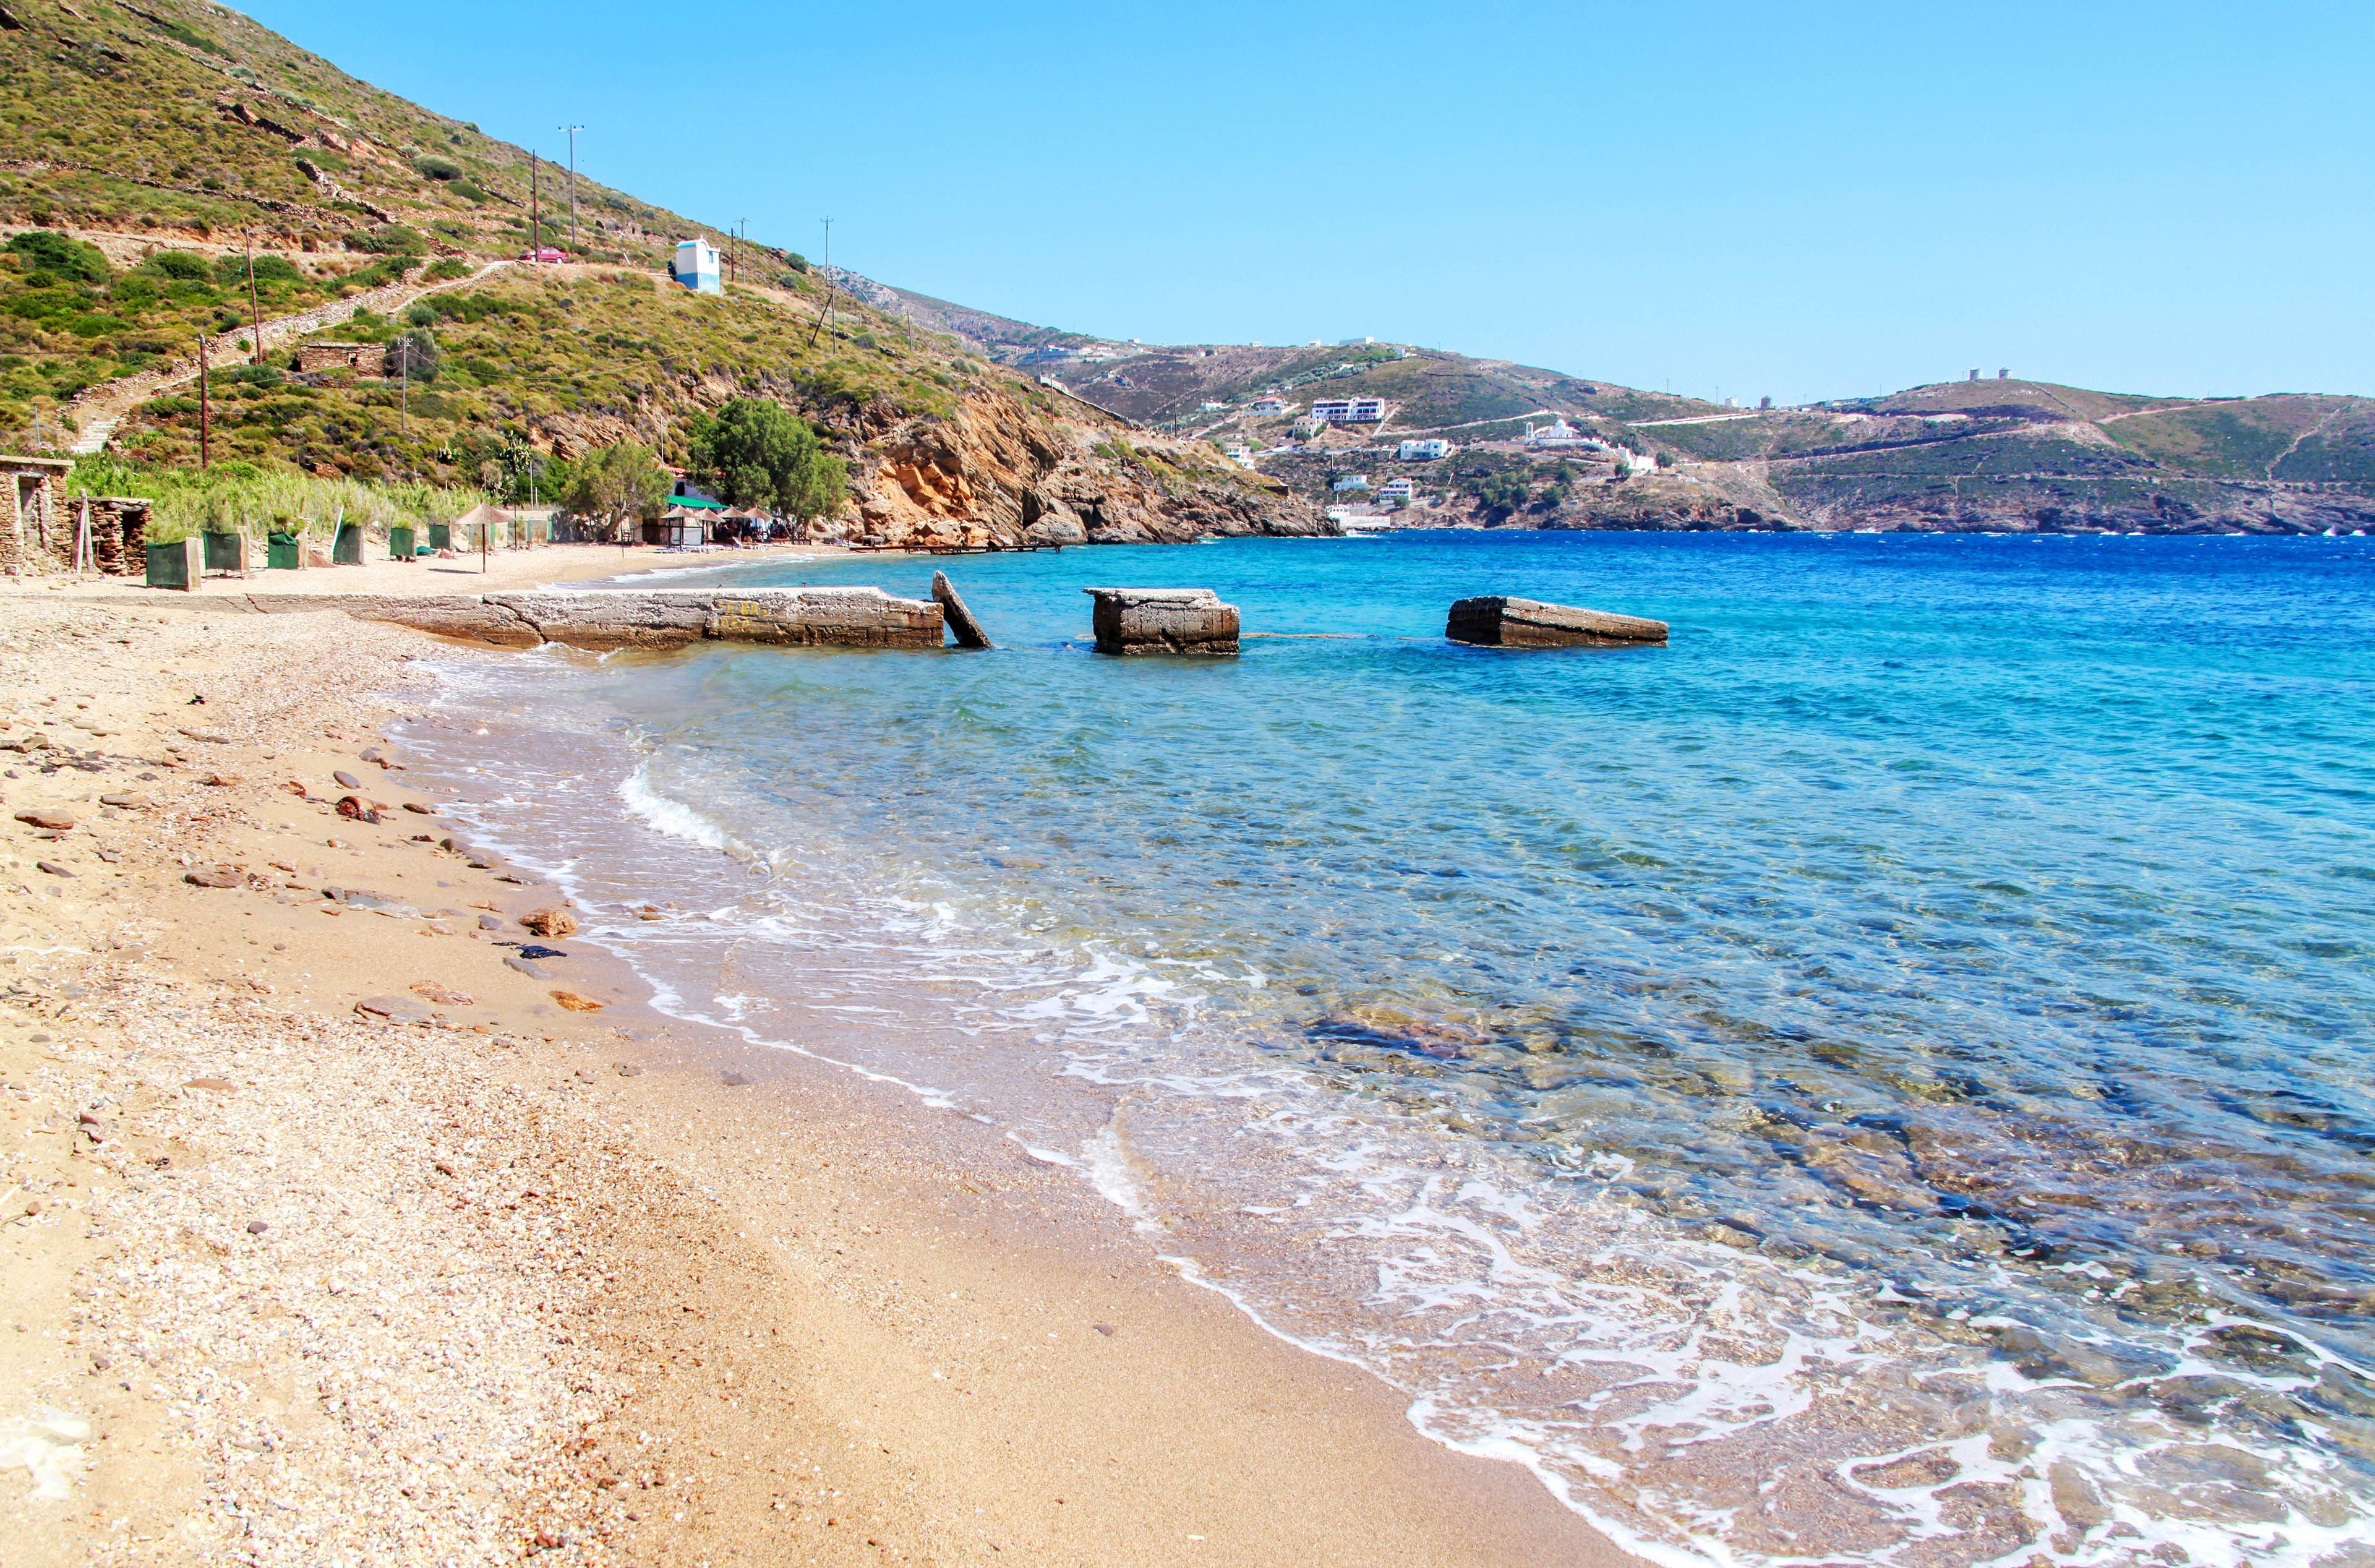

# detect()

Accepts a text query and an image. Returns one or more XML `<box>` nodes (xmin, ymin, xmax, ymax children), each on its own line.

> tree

<box><xmin>563</xmin><ymin>441</ymin><xmax>669</xmax><ymax>541</ymax></box>
<box><xmin>388</xmin><ymin>328</ymin><xmax>440</xmax><ymax>383</ymax></box>
<box><xmin>686</xmin><ymin>396</ymin><xmax>847</xmax><ymax>522</ymax></box>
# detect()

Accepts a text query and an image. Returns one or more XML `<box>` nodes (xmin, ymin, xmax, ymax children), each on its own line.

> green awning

<box><xmin>672</xmin><ymin>494</ymin><xmax>725</xmax><ymax>510</ymax></box>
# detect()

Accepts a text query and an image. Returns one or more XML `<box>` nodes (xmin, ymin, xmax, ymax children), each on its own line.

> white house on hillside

<box><xmin>1523</xmin><ymin>418</ymin><xmax>1590</xmax><ymax>450</ymax></box>
<box><xmin>1397</xmin><ymin>439</ymin><xmax>1451</xmax><ymax>460</ymax></box>
<box><xmin>1311</xmin><ymin>396</ymin><xmax>1385</xmax><ymax>424</ymax></box>
<box><xmin>672</xmin><ymin>239</ymin><xmax>721</xmax><ymax>293</ymax></box>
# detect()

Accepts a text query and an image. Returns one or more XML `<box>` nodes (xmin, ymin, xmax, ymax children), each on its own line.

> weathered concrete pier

<box><xmin>242</xmin><ymin>587</ymin><xmax>945</xmax><ymax>651</ymax></box>
<box><xmin>1084</xmin><ymin>587</ymin><xmax>1240</xmax><ymax>656</ymax></box>
<box><xmin>931</xmin><ymin>571</ymin><xmax>993</xmax><ymax>649</ymax></box>
<box><xmin>1445</xmin><ymin>596</ymin><xmax>1668</xmax><ymax>649</ymax></box>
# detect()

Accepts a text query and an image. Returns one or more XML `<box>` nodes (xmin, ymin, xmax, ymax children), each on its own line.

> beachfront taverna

<box><xmin>672</xmin><ymin>238</ymin><xmax>721</xmax><ymax>294</ymax></box>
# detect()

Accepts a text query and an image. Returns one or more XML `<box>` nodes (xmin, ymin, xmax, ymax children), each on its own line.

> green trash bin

<box><xmin>202</xmin><ymin>531</ymin><xmax>250</xmax><ymax>575</ymax></box>
<box><xmin>332</xmin><ymin>523</ymin><xmax>363</xmax><ymax>565</ymax></box>
<box><xmin>267</xmin><ymin>533</ymin><xmax>304</xmax><ymax>570</ymax></box>
<box><xmin>145</xmin><ymin>538</ymin><xmax>199</xmax><ymax>590</ymax></box>
<box><xmin>389</xmin><ymin>525</ymin><xmax>416</xmax><ymax>562</ymax></box>
<box><xmin>427</xmin><ymin>522</ymin><xmax>451</xmax><ymax>551</ymax></box>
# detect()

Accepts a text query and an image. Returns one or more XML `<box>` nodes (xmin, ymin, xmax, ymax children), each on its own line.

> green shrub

<box><xmin>412</xmin><ymin>154</ymin><xmax>463</xmax><ymax>182</ymax></box>
<box><xmin>145</xmin><ymin>249</ymin><xmax>214</xmax><ymax>283</ymax></box>
<box><xmin>344</xmin><ymin>224</ymin><xmax>426</xmax><ymax>256</ymax></box>
<box><xmin>423</xmin><ymin>257</ymin><xmax>471</xmax><ymax>282</ymax></box>
<box><xmin>7</xmin><ymin>230</ymin><xmax>109</xmax><ymax>285</ymax></box>
<box><xmin>216</xmin><ymin>253</ymin><xmax>303</xmax><ymax>286</ymax></box>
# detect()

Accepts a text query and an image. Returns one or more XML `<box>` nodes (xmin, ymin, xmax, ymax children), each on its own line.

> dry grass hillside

<box><xmin>0</xmin><ymin>0</ymin><xmax>1322</xmax><ymax>547</ymax></box>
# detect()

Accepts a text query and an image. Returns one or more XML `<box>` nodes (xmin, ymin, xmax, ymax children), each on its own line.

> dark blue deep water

<box><xmin>419</xmin><ymin>531</ymin><xmax>2375</xmax><ymax>1567</ymax></box>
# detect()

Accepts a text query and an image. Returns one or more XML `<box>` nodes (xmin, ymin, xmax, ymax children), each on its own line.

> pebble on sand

<box><xmin>14</xmin><ymin>808</ymin><xmax>74</xmax><ymax>831</ymax></box>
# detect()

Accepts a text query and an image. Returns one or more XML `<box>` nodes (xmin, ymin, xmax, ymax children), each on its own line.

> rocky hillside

<box><xmin>0</xmin><ymin>0</ymin><xmax>1323</xmax><ymax>549</ymax></box>
<box><xmin>877</xmin><ymin>304</ymin><xmax>2375</xmax><ymax>538</ymax></box>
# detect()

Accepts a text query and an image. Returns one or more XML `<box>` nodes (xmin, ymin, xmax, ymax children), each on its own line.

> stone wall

<box><xmin>1</xmin><ymin>456</ymin><xmax>71</xmax><ymax>578</ymax></box>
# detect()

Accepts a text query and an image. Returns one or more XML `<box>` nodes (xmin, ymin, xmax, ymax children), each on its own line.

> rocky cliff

<box><xmin>836</xmin><ymin>387</ymin><xmax>1327</xmax><ymax>548</ymax></box>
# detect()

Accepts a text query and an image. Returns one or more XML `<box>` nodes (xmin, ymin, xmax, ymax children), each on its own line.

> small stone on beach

<box><xmin>521</xmin><ymin>909</ymin><xmax>577</xmax><ymax>938</ymax></box>
<box><xmin>551</xmin><ymin>990</ymin><xmax>604</xmax><ymax>1013</ymax></box>
<box><xmin>185</xmin><ymin>866</ymin><xmax>242</xmax><ymax>888</ymax></box>
<box><xmin>356</xmin><ymin>995</ymin><xmax>435</xmax><ymax>1024</ymax></box>
<box><xmin>14</xmin><ymin>808</ymin><xmax>73</xmax><ymax>831</ymax></box>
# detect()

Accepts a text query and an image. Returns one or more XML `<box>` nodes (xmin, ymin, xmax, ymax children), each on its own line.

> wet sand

<box><xmin>0</xmin><ymin>582</ymin><xmax>1632</xmax><ymax>1564</ymax></box>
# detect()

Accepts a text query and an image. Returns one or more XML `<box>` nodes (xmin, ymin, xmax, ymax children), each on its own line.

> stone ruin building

<box><xmin>1</xmin><ymin>454</ymin><xmax>154</xmax><ymax>576</ymax></box>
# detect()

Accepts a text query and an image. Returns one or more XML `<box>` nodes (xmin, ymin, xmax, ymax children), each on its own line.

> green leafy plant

<box><xmin>6</xmin><ymin>230</ymin><xmax>109</xmax><ymax>285</ymax></box>
<box><xmin>685</xmin><ymin>396</ymin><xmax>847</xmax><ymax>520</ymax></box>
<box><xmin>562</xmin><ymin>440</ymin><xmax>670</xmax><ymax>539</ymax></box>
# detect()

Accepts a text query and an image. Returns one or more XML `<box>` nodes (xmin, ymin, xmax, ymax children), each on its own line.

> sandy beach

<box><xmin>0</xmin><ymin>555</ymin><xmax>1630</xmax><ymax>1566</ymax></box>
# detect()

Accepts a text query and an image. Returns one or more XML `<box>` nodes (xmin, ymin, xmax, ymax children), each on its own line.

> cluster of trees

<box><xmin>537</xmin><ymin>397</ymin><xmax>846</xmax><ymax>541</ymax></box>
<box><xmin>686</xmin><ymin>397</ymin><xmax>847</xmax><ymax>521</ymax></box>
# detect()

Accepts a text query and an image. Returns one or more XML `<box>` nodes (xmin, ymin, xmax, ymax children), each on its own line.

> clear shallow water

<box><xmin>408</xmin><ymin>531</ymin><xmax>2375</xmax><ymax>1567</ymax></box>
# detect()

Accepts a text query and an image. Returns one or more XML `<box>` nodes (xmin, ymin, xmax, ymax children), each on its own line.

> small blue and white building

<box><xmin>672</xmin><ymin>238</ymin><xmax>721</xmax><ymax>294</ymax></box>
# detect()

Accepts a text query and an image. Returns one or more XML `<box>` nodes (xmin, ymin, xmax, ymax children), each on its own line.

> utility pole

<box><xmin>196</xmin><ymin>333</ymin><xmax>210</xmax><ymax>471</ymax></box>
<box><xmin>242</xmin><ymin>229</ymin><xmax>263</xmax><ymax>366</ymax></box>
<box><xmin>806</xmin><ymin>216</ymin><xmax>836</xmax><ymax>348</ymax></box>
<box><xmin>559</xmin><ymin>126</ymin><xmax>584</xmax><ymax>252</ymax></box>
<box><xmin>529</xmin><ymin>152</ymin><xmax>540</xmax><ymax>255</ymax></box>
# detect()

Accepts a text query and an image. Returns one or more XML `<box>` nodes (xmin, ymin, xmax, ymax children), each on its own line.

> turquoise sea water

<box><xmin>409</xmin><ymin>531</ymin><xmax>2375</xmax><ymax>1567</ymax></box>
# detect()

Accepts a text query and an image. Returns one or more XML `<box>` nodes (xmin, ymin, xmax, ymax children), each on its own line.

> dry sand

<box><xmin>0</xmin><ymin>573</ymin><xmax>1636</xmax><ymax>1566</ymax></box>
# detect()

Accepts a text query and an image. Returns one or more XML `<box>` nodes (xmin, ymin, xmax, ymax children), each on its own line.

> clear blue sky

<box><xmin>236</xmin><ymin>1</ymin><xmax>2373</xmax><ymax>404</ymax></box>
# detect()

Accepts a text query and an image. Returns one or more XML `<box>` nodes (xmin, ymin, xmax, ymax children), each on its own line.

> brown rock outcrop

<box><xmin>835</xmin><ymin>387</ymin><xmax>1329</xmax><ymax>550</ymax></box>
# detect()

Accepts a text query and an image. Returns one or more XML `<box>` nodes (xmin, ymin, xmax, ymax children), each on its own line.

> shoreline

<box><xmin>0</xmin><ymin>589</ymin><xmax>1630</xmax><ymax>1562</ymax></box>
<box><xmin>12</xmin><ymin>539</ymin><xmax>865</xmax><ymax>605</ymax></box>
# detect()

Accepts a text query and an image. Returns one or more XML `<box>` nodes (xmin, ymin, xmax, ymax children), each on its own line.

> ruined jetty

<box><xmin>1083</xmin><ymin>588</ymin><xmax>1240</xmax><ymax>656</ymax></box>
<box><xmin>243</xmin><ymin>587</ymin><xmax>944</xmax><ymax>651</ymax></box>
<box><xmin>1445</xmin><ymin>596</ymin><xmax>1668</xmax><ymax>649</ymax></box>
<box><xmin>931</xmin><ymin>571</ymin><xmax>993</xmax><ymax>649</ymax></box>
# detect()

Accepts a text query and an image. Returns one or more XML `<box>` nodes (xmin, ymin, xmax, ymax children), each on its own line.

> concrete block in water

<box><xmin>1445</xmin><ymin>596</ymin><xmax>1668</xmax><ymax>648</ymax></box>
<box><xmin>239</xmin><ymin>586</ymin><xmax>944</xmax><ymax>653</ymax></box>
<box><xmin>932</xmin><ymin>571</ymin><xmax>993</xmax><ymax>649</ymax></box>
<box><xmin>1084</xmin><ymin>587</ymin><xmax>1239</xmax><ymax>656</ymax></box>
